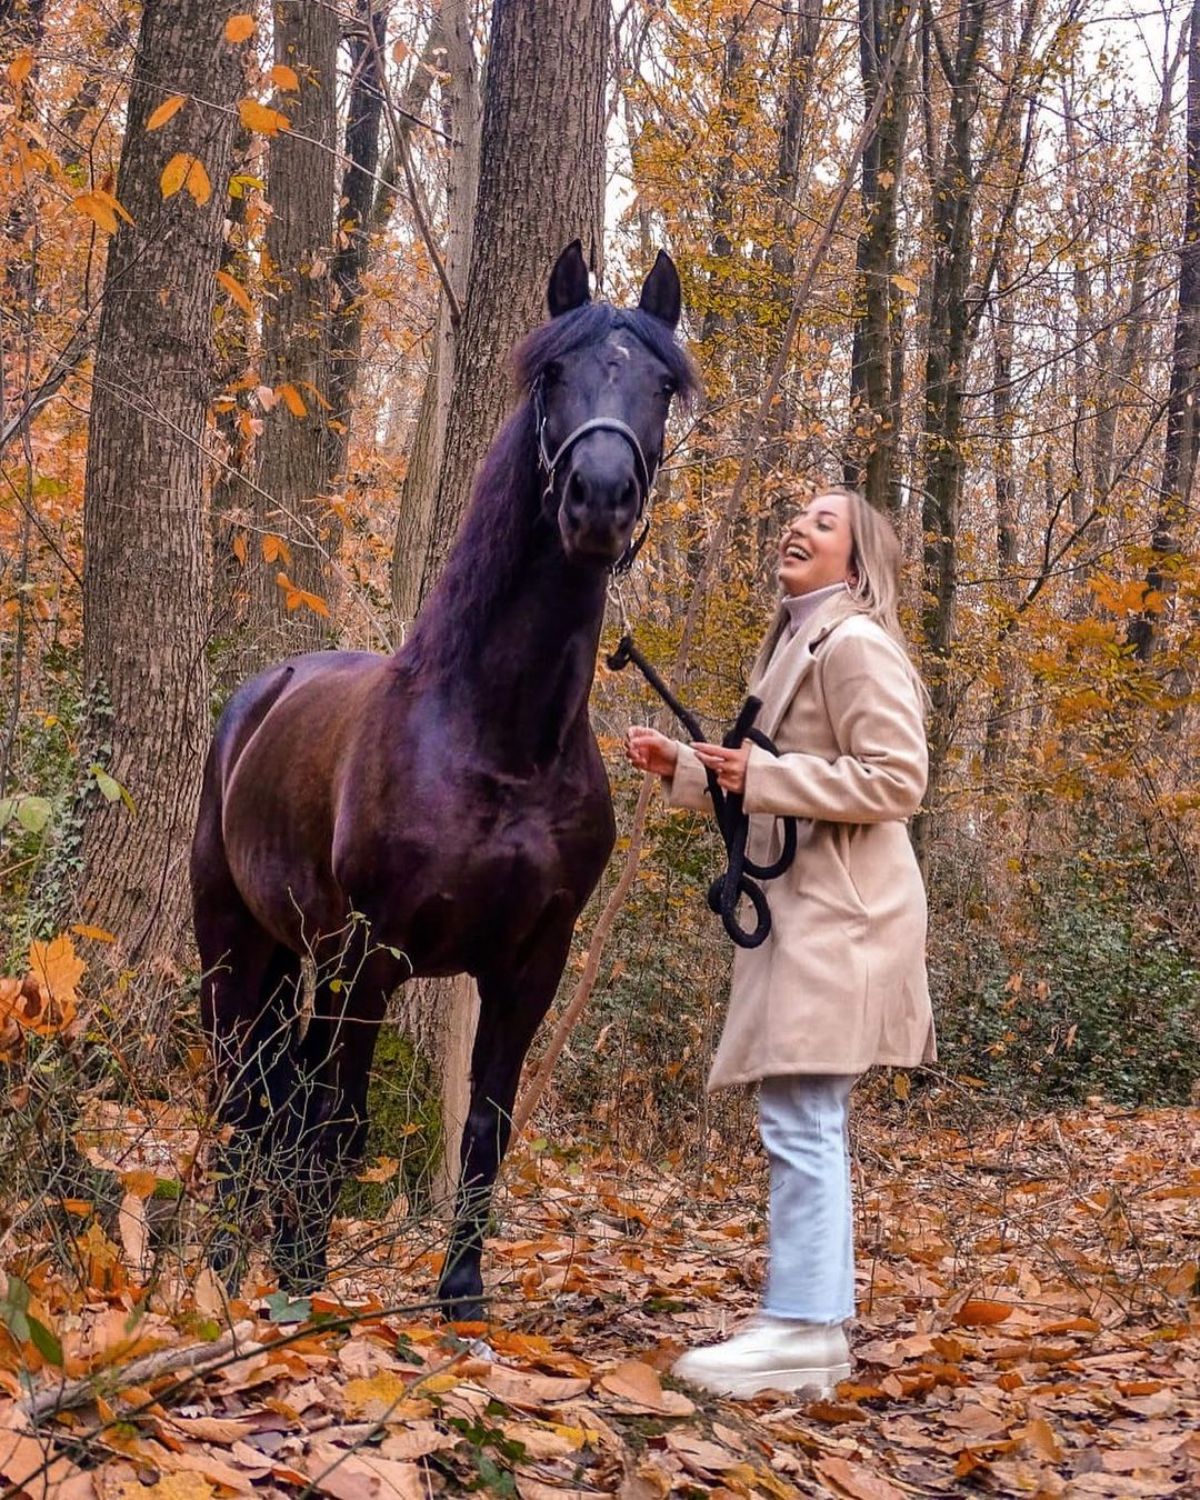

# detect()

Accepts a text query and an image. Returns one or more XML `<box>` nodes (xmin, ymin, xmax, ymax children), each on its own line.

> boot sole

<box><xmin>683</xmin><ymin>1361</ymin><xmax>852</xmax><ymax>1400</ymax></box>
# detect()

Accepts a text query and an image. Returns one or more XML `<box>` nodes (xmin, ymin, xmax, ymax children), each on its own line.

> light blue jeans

<box><xmin>759</xmin><ymin>1073</ymin><xmax>857</xmax><ymax>1323</ymax></box>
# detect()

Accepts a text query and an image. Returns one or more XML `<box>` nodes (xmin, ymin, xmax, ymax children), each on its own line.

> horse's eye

<box><xmin>661</xmin><ymin>379</ymin><xmax>678</xmax><ymax>399</ymax></box>
<box><xmin>542</xmin><ymin>361</ymin><xmax>563</xmax><ymax>388</ymax></box>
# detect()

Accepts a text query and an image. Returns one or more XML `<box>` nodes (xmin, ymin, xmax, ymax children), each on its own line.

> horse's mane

<box><xmin>403</xmin><ymin>303</ymin><xmax>699</xmax><ymax>672</ymax></box>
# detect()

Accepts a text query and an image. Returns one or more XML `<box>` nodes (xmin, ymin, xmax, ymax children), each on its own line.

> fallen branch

<box><xmin>20</xmin><ymin>1319</ymin><xmax>258</xmax><ymax>1423</ymax></box>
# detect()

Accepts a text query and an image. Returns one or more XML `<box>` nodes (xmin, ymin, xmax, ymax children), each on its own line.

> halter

<box><xmin>531</xmin><ymin>374</ymin><xmax>660</xmax><ymax>575</ymax></box>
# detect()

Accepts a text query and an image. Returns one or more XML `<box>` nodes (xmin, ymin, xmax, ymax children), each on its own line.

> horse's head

<box><xmin>529</xmin><ymin>241</ymin><xmax>694</xmax><ymax>567</ymax></box>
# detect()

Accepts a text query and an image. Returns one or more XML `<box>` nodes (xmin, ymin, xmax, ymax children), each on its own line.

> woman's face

<box><xmin>778</xmin><ymin>493</ymin><xmax>856</xmax><ymax>596</ymax></box>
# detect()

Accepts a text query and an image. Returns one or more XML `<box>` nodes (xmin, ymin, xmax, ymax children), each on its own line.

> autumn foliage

<box><xmin>1</xmin><ymin>0</ymin><xmax>1199</xmax><ymax>1492</ymax></box>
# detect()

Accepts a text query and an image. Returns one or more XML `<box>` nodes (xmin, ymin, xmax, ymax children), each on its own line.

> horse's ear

<box><xmin>548</xmin><ymin>240</ymin><xmax>591</xmax><ymax>318</ymax></box>
<box><xmin>638</xmin><ymin>250</ymin><xmax>682</xmax><ymax>328</ymax></box>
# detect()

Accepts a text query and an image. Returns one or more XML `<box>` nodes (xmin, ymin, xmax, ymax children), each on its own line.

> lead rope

<box><xmin>605</xmin><ymin>614</ymin><xmax>798</xmax><ymax>949</ymax></box>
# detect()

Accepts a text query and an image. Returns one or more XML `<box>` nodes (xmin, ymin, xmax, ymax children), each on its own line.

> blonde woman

<box><xmin>627</xmin><ymin>487</ymin><xmax>934</xmax><ymax>1399</ymax></box>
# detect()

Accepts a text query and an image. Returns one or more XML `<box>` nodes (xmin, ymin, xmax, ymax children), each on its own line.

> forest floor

<box><xmin>1</xmin><ymin>1102</ymin><xmax>1197</xmax><ymax>1500</ymax></box>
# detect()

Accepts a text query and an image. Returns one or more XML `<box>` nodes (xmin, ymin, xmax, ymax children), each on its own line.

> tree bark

<box><xmin>248</xmin><ymin>0</ymin><xmax>340</xmax><ymax>664</ymax></box>
<box><xmin>413</xmin><ymin>0</ymin><xmax>609</xmax><ymax>609</ymax></box>
<box><xmin>75</xmin><ymin>0</ymin><xmax>242</xmax><ymax>959</ymax></box>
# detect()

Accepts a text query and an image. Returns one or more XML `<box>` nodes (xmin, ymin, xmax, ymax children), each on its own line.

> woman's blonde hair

<box><xmin>793</xmin><ymin>484</ymin><xmax>927</xmax><ymax>692</ymax></box>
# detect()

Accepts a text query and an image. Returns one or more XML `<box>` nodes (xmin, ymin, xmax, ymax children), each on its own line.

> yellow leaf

<box><xmin>238</xmin><ymin>99</ymin><xmax>290</xmax><ymax>135</ymax></box>
<box><xmin>161</xmin><ymin>153</ymin><xmax>211</xmax><ymax>206</ymax></box>
<box><xmin>277</xmin><ymin>382</ymin><xmax>307</xmax><ymax>417</ymax></box>
<box><xmin>74</xmin><ymin>192</ymin><xmax>117</xmax><ymax>234</ymax></box>
<box><xmin>214</xmin><ymin>268</ymin><xmax>252</xmax><ymax>315</ymax></box>
<box><xmin>8</xmin><ymin>53</ymin><xmax>33</xmax><ymax>88</ymax></box>
<box><xmin>224</xmin><ymin>14</ymin><xmax>255</xmax><ymax>44</ymax></box>
<box><xmin>28</xmin><ymin>934</ymin><xmax>86</xmax><ymax>1007</ymax></box>
<box><xmin>892</xmin><ymin>1071</ymin><xmax>910</xmax><ymax>1101</ymax></box>
<box><xmin>71</xmin><ymin>924</ymin><xmax>116</xmax><ymax>943</ymax></box>
<box><xmin>269</xmin><ymin>64</ymin><xmax>300</xmax><ymax>91</ymax></box>
<box><xmin>891</xmin><ymin>273</ymin><xmax>919</xmax><ymax>295</ymax></box>
<box><xmin>146</xmin><ymin>94</ymin><xmax>186</xmax><ymax>130</ymax></box>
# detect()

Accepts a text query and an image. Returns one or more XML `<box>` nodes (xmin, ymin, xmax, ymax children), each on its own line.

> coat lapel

<box><xmin>749</xmin><ymin>593</ymin><xmax>856</xmax><ymax>741</ymax></box>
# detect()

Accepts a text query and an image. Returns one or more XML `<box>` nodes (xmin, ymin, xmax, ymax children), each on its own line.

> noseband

<box><xmin>531</xmin><ymin>374</ymin><xmax>661</xmax><ymax>575</ymax></box>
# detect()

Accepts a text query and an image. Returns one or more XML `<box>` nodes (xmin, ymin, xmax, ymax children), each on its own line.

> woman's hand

<box><xmin>691</xmin><ymin>741</ymin><xmax>750</xmax><ymax>794</ymax></box>
<box><xmin>626</xmin><ymin>726</ymin><xmax>679</xmax><ymax>778</ymax></box>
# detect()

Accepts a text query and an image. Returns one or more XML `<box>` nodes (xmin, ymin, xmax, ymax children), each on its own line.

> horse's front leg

<box><xmin>439</xmin><ymin>916</ymin><xmax>575</xmax><ymax>1321</ymax></box>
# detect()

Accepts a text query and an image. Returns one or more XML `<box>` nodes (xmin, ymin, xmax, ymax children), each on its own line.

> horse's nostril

<box><xmin>567</xmin><ymin>470</ymin><xmax>588</xmax><ymax>509</ymax></box>
<box><xmin>620</xmin><ymin>477</ymin><xmax>639</xmax><ymax>512</ymax></box>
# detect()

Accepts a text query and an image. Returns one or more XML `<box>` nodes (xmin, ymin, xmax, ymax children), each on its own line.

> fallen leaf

<box><xmin>304</xmin><ymin>1444</ymin><xmax>423</xmax><ymax>1500</ymax></box>
<box><xmin>813</xmin><ymin>1454</ymin><xmax>907</xmax><ymax>1500</ymax></box>
<box><xmin>599</xmin><ymin>1360</ymin><xmax>693</xmax><ymax>1415</ymax></box>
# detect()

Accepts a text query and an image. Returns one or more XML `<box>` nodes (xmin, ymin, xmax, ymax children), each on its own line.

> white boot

<box><xmin>672</xmin><ymin>1314</ymin><xmax>851</xmax><ymax>1399</ymax></box>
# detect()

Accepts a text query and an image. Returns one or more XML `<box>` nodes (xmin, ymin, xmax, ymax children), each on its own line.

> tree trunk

<box><xmin>248</xmin><ymin>0</ymin><xmax>340</xmax><ymax>664</ymax></box>
<box><xmin>913</xmin><ymin>0</ymin><xmax>986</xmax><ymax>864</ymax></box>
<box><xmin>327</xmin><ymin>0</ymin><xmax>388</xmax><ymax>486</ymax></box>
<box><xmin>413</xmin><ymin>0</ymin><xmax>609</xmax><ymax>608</ymax></box>
<box><xmin>845</xmin><ymin>0</ymin><xmax>911</xmax><ymax>513</ymax></box>
<box><xmin>1129</xmin><ymin>0</ymin><xmax>1200</xmax><ymax>665</ymax></box>
<box><xmin>391</xmin><ymin>0</ymin><xmax>481</xmax><ymax>630</ymax></box>
<box><xmin>75</xmin><ymin>0</ymin><xmax>242</xmax><ymax>959</ymax></box>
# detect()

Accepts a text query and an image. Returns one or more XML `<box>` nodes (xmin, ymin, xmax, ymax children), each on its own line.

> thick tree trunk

<box><xmin>248</xmin><ymin>0</ymin><xmax>340</xmax><ymax>664</ymax></box>
<box><xmin>75</xmin><ymin>0</ymin><xmax>242</xmax><ymax>959</ymax></box>
<box><xmin>413</xmin><ymin>0</ymin><xmax>609</xmax><ymax>608</ymax></box>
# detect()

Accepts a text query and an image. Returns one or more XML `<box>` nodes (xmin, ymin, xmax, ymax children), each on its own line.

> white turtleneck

<box><xmin>781</xmin><ymin>580</ymin><xmax>849</xmax><ymax>638</ymax></box>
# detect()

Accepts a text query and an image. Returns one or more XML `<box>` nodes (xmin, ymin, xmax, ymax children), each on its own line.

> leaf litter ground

<box><xmin>1</xmin><ymin>1103</ymin><xmax>1197</xmax><ymax>1499</ymax></box>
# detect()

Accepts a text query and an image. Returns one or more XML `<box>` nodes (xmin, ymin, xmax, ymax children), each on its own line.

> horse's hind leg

<box><xmin>269</xmin><ymin>942</ymin><xmax>401</xmax><ymax>1293</ymax></box>
<box><xmin>195</xmin><ymin>870</ymin><xmax>302</xmax><ymax>1284</ymax></box>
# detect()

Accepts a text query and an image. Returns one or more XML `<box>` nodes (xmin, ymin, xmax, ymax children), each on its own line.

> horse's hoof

<box><xmin>437</xmin><ymin>1279</ymin><xmax>487</xmax><ymax>1324</ymax></box>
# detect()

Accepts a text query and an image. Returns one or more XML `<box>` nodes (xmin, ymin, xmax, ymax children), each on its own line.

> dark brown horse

<box><xmin>191</xmin><ymin>243</ymin><xmax>696</xmax><ymax>1316</ymax></box>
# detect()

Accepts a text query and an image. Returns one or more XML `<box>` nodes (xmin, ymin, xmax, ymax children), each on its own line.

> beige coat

<box><xmin>667</xmin><ymin>593</ymin><xmax>935</xmax><ymax>1088</ymax></box>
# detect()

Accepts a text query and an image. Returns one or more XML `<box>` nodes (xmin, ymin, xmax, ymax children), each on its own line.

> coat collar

<box><xmin>749</xmin><ymin>591</ymin><xmax>857</xmax><ymax>740</ymax></box>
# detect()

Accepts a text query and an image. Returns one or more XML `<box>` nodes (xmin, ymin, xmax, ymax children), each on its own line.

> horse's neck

<box><xmin>467</xmin><ymin>546</ymin><xmax>606</xmax><ymax>762</ymax></box>
<box><xmin>402</xmin><ymin>438</ymin><xmax>608</xmax><ymax>769</ymax></box>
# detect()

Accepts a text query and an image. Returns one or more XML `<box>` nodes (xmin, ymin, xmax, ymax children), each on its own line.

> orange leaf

<box><xmin>269</xmin><ymin>64</ymin><xmax>300</xmax><ymax>91</ymax></box>
<box><xmin>146</xmin><ymin>94</ymin><xmax>186</xmax><ymax>130</ymax></box>
<box><xmin>954</xmin><ymin>1299</ymin><xmax>1014</xmax><ymax>1327</ymax></box>
<box><xmin>231</xmin><ymin>533</ymin><xmax>248</xmax><ymax>566</ymax></box>
<box><xmin>261</xmin><ymin>534</ymin><xmax>292</xmax><ymax>565</ymax></box>
<box><xmin>160</xmin><ymin>153</ymin><xmax>211</xmax><ymax>206</ymax></box>
<box><xmin>70</xmin><ymin>924</ymin><xmax>116</xmax><ymax>943</ymax></box>
<box><xmin>214</xmin><ymin>268</ymin><xmax>252</xmax><ymax>315</ymax></box>
<box><xmin>8</xmin><ymin>53</ymin><xmax>33</xmax><ymax>88</ymax></box>
<box><xmin>73</xmin><ymin>192</ymin><xmax>117</xmax><ymax>234</ymax></box>
<box><xmin>238</xmin><ymin>99</ymin><xmax>290</xmax><ymax>135</ymax></box>
<box><xmin>224</xmin><ymin>14</ymin><xmax>255</xmax><ymax>43</ymax></box>
<box><xmin>276</xmin><ymin>382</ymin><xmax>307</xmax><ymax>417</ymax></box>
<box><xmin>28</xmin><ymin>934</ymin><xmax>85</xmax><ymax>1007</ymax></box>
